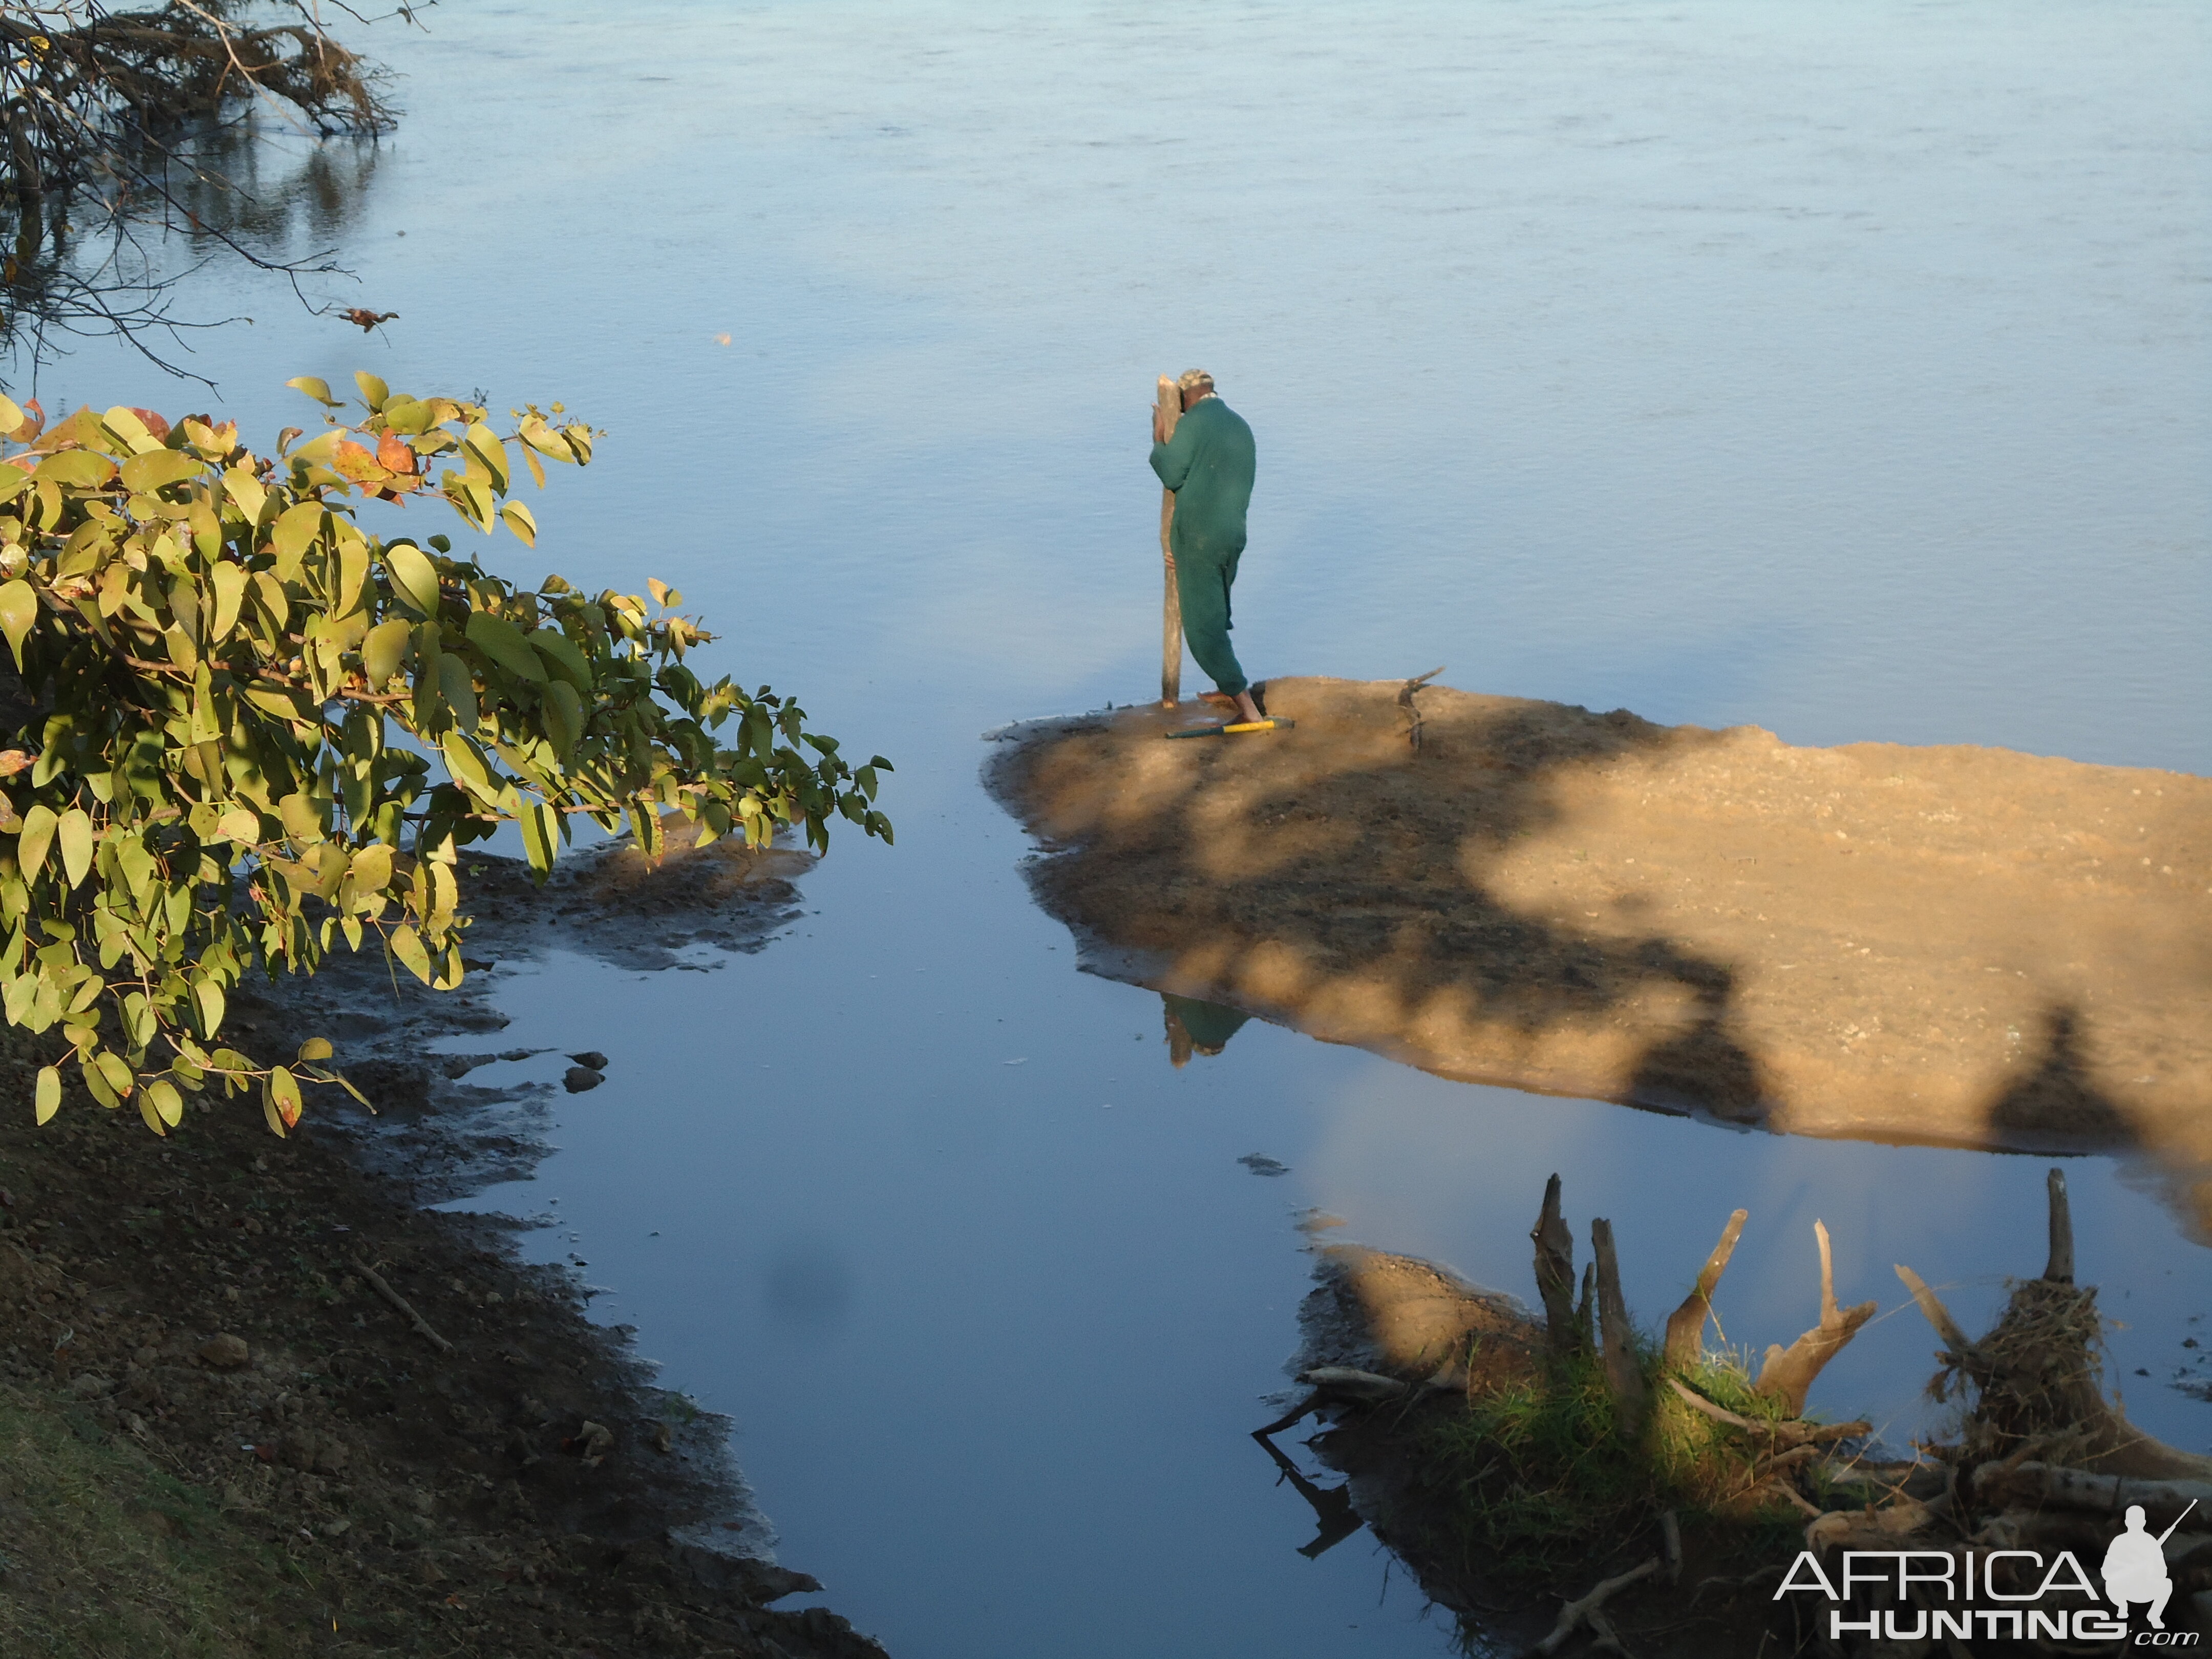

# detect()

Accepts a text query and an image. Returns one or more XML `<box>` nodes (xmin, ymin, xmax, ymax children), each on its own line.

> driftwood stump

<box><xmin>1591</xmin><ymin>1219</ymin><xmax>1648</xmax><ymax>1433</ymax></box>
<box><xmin>1155</xmin><ymin>375</ymin><xmax>1182</xmax><ymax>708</ymax></box>
<box><xmin>1531</xmin><ymin>1173</ymin><xmax>1578</xmax><ymax>1357</ymax></box>
<box><xmin>1663</xmin><ymin>1208</ymin><xmax>1747</xmax><ymax>1370</ymax></box>
<box><xmin>1753</xmin><ymin>1220</ymin><xmax>1875</xmax><ymax>1417</ymax></box>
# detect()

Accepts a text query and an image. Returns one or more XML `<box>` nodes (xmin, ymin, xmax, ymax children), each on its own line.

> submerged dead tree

<box><xmin>0</xmin><ymin>1</ymin><xmax>417</xmax><ymax>371</ymax></box>
<box><xmin>1269</xmin><ymin>1165</ymin><xmax>2212</xmax><ymax>1653</ymax></box>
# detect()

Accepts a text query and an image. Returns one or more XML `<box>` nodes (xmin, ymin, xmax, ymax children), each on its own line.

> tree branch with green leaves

<box><xmin>0</xmin><ymin>370</ymin><xmax>891</xmax><ymax>1137</ymax></box>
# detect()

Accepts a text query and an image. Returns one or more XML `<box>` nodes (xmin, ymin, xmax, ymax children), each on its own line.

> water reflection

<box><xmin>1163</xmin><ymin>993</ymin><xmax>1252</xmax><ymax>1068</ymax></box>
<box><xmin>1251</xmin><ymin>1429</ymin><xmax>1364</xmax><ymax>1561</ymax></box>
<box><xmin>161</xmin><ymin>123</ymin><xmax>384</xmax><ymax>253</ymax></box>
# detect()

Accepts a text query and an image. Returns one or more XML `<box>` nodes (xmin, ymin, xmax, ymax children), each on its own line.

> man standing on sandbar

<box><xmin>1151</xmin><ymin>369</ymin><xmax>1263</xmax><ymax>724</ymax></box>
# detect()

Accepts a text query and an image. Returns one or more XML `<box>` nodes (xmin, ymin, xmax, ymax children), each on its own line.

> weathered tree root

<box><xmin>1662</xmin><ymin>1208</ymin><xmax>1746</xmax><ymax>1370</ymax></box>
<box><xmin>1753</xmin><ymin>1219</ymin><xmax>1876</xmax><ymax>1416</ymax></box>
<box><xmin>1529</xmin><ymin>1556</ymin><xmax>1658</xmax><ymax>1657</ymax></box>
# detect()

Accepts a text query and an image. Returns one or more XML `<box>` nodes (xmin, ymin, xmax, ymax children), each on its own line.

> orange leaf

<box><xmin>375</xmin><ymin>432</ymin><xmax>417</xmax><ymax>475</ymax></box>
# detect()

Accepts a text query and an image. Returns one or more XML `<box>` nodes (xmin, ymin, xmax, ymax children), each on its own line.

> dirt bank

<box><xmin>987</xmin><ymin>677</ymin><xmax>2212</xmax><ymax>1228</ymax></box>
<box><xmin>0</xmin><ymin>830</ymin><xmax>885</xmax><ymax>1658</ymax></box>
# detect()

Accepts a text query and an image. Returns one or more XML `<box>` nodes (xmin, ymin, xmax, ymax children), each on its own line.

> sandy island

<box><xmin>987</xmin><ymin>677</ymin><xmax>2211</xmax><ymax>1230</ymax></box>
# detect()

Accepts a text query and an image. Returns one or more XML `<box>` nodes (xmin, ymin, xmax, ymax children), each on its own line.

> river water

<box><xmin>15</xmin><ymin>3</ymin><xmax>2211</xmax><ymax>1653</ymax></box>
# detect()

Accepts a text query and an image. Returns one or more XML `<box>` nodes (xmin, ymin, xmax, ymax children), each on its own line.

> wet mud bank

<box><xmin>986</xmin><ymin>676</ymin><xmax>2212</xmax><ymax>1229</ymax></box>
<box><xmin>0</xmin><ymin>826</ymin><xmax>886</xmax><ymax>1657</ymax></box>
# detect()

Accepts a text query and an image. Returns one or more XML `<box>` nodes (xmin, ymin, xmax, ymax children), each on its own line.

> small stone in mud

<box><xmin>1238</xmin><ymin>1153</ymin><xmax>1290</xmax><ymax>1177</ymax></box>
<box><xmin>198</xmin><ymin>1333</ymin><xmax>251</xmax><ymax>1370</ymax></box>
<box><xmin>567</xmin><ymin>1052</ymin><xmax>609</xmax><ymax>1072</ymax></box>
<box><xmin>563</xmin><ymin>1067</ymin><xmax>604</xmax><ymax>1094</ymax></box>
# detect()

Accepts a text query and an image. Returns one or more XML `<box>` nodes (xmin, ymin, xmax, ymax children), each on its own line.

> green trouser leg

<box><xmin>1175</xmin><ymin>545</ymin><xmax>1247</xmax><ymax>697</ymax></box>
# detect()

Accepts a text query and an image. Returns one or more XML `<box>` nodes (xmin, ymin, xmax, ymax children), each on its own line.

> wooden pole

<box><xmin>1155</xmin><ymin>375</ymin><xmax>1182</xmax><ymax>708</ymax></box>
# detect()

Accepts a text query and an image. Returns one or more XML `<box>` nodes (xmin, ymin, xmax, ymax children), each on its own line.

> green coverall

<box><xmin>1149</xmin><ymin>395</ymin><xmax>1258</xmax><ymax>697</ymax></box>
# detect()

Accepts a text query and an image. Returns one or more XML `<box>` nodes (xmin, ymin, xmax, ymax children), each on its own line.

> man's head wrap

<box><xmin>1176</xmin><ymin>369</ymin><xmax>1215</xmax><ymax>395</ymax></box>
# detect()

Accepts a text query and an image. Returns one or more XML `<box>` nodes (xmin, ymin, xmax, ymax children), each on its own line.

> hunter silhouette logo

<box><xmin>1777</xmin><ymin>1500</ymin><xmax>2203</xmax><ymax>1643</ymax></box>
<box><xmin>2104</xmin><ymin>1500</ymin><xmax>2195</xmax><ymax>1631</ymax></box>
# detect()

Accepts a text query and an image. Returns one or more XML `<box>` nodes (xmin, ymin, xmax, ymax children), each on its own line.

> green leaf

<box><xmin>215</xmin><ymin>809</ymin><xmax>261</xmax><ymax>845</ymax></box>
<box><xmin>98</xmin><ymin>406</ymin><xmax>154</xmax><ymax>451</ymax></box>
<box><xmin>192</xmin><ymin>977</ymin><xmax>225</xmax><ymax>1038</ymax></box>
<box><xmin>529</xmin><ymin>627</ymin><xmax>590</xmax><ymax>689</ymax></box>
<box><xmin>332</xmin><ymin>531</ymin><xmax>370</xmax><ymax>616</ymax></box>
<box><xmin>32</xmin><ymin>451</ymin><xmax>116</xmax><ymax>488</ymax></box>
<box><xmin>271</xmin><ymin>502</ymin><xmax>325</xmax><ymax>577</ymax></box>
<box><xmin>363</xmin><ymin>616</ymin><xmax>412</xmax><ymax>685</ymax></box>
<box><xmin>267</xmin><ymin>1066</ymin><xmax>302</xmax><ymax>1129</ymax></box>
<box><xmin>145</xmin><ymin>1079</ymin><xmax>184</xmax><ymax>1131</ymax></box>
<box><xmin>439</xmin><ymin>731</ymin><xmax>497</xmax><ymax>803</ymax></box>
<box><xmin>94</xmin><ymin>1050</ymin><xmax>134</xmax><ymax>1099</ymax></box>
<box><xmin>390</xmin><ymin>923</ymin><xmax>433</xmax><ymax>985</ymax></box>
<box><xmin>297</xmin><ymin>1036</ymin><xmax>333</xmax><ymax>1062</ymax></box>
<box><xmin>462</xmin><ymin>423</ymin><xmax>510</xmax><ymax>492</ymax></box>
<box><xmin>354</xmin><ymin>371</ymin><xmax>390</xmax><ymax>410</ymax></box>
<box><xmin>33</xmin><ymin>1065</ymin><xmax>59</xmax><ymax>1124</ymax></box>
<box><xmin>437</xmin><ymin>653</ymin><xmax>478</xmax><ymax>732</ymax></box>
<box><xmin>541</xmin><ymin>678</ymin><xmax>583</xmax><ymax>759</ymax></box>
<box><xmin>56</xmin><ymin>808</ymin><xmax>93</xmax><ymax>888</ymax></box>
<box><xmin>385</xmin><ymin>543</ymin><xmax>442</xmax><ymax>616</ymax></box>
<box><xmin>378</xmin><ymin>396</ymin><xmax>428</xmax><ymax>434</ymax></box>
<box><xmin>464</xmin><ymin>610</ymin><xmax>547</xmax><ymax>682</ymax></box>
<box><xmin>350</xmin><ymin>842</ymin><xmax>393</xmax><ymax>894</ymax></box>
<box><xmin>208</xmin><ymin>560</ymin><xmax>248</xmax><ymax>641</ymax></box>
<box><xmin>148</xmin><ymin>1080</ymin><xmax>184</xmax><ymax>1126</ymax></box>
<box><xmin>499</xmin><ymin>501</ymin><xmax>537</xmax><ymax>546</ymax></box>
<box><xmin>80</xmin><ymin>1055</ymin><xmax>119</xmax><ymax>1110</ymax></box>
<box><xmin>278</xmin><ymin>794</ymin><xmax>324</xmax><ymax>844</ymax></box>
<box><xmin>286</xmin><ymin>375</ymin><xmax>341</xmax><ymax>407</ymax></box>
<box><xmin>0</xmin><ymin>579</ymin><xmax>38</xmax><ymax>668</ymax></box>
<box><xmin>519</xmin><ymin>798</ymin><xmax>557</xmax><ymax>875</ymax></box>
<box><xmin>0</xmin><ymin>395</ymin><xmax>23</xmax><ymax>438</ymax></box>
<box><xmin>16</xmin><ymin>805</ymin><xmax>55</xmax><ymax>881</ymax></box>
<box><xmin>223</xmin><ymin>465</ymin><xmax>267</xmax><ymax>522</ymax></box>
<box><xmin>120</xmin><ymin>449</ymin><xmax>202</xmax><ymax>493</ymax></box>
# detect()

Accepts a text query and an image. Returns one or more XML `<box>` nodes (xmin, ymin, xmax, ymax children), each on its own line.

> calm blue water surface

<box><xmin>13</xmin><ymin>4</ymin><xmax>2210</xmax><ymax>1654</ymax></box>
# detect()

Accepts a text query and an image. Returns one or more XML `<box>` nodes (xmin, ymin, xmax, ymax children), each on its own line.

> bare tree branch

<box><xmin>2</xmin><ymin>0</ymin><xmax>429</xmax><ymax>376</ymax></box>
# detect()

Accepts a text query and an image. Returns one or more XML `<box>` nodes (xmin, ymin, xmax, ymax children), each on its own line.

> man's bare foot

<box><xmin>1232</xmin><ymin>690</ymin><xmax>1263</xmax><ymax>724</ymax></box>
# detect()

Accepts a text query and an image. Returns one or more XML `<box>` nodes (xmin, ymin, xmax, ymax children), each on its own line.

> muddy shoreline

<box><xmin>0</xmin><ymin>828</ymin><xmax>884</xmax><ymax>1657</ymax></box>
<box><xmin>986</xmin><ymin>677</ymin><xmax>2212</xmax><ymax>1232</ymax></box>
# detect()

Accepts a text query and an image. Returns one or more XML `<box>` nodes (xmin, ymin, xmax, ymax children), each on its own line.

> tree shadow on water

<box><xmin>1982</xmin><ymin>1005</ymin><xmax>2135</xmax><ymax>1149</ymax></box>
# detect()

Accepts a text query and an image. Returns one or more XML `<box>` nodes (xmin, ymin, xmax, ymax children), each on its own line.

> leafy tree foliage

<box><xmin>0</xmin><ymin>371</ymin><xmax>890</xmax><ymax>1136</ymax></box>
